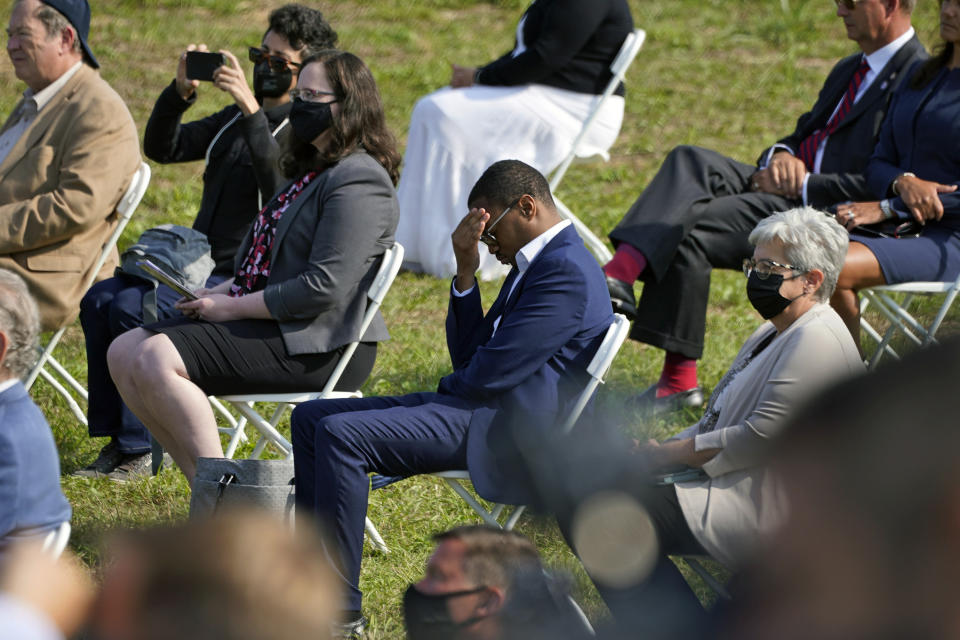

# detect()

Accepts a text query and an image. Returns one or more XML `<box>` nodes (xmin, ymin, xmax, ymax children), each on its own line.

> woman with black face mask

<box><xmin>571</xmin><ymin>207</ymin><xmax>865</xmax><ymax>637</ymax></box>
<box><xmin>106</xmin><ymin>51</ymin><xmax>401</xmax><ymax>498</ymax></box>
<box><xmin>76</xmin><ymin>5</ymin><xmax>338</xmax><ymax>481</ymax></box>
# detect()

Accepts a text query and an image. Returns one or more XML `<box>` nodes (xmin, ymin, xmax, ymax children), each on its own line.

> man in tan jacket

<box><xmin>1</xmin><ymin>0</ymin><xmax>140</xmax><ymax>331</ymax></box>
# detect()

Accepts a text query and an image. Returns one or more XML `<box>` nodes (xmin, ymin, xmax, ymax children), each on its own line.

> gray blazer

<box><xmin>233</xmin><ymin>151</ymin><xmax>398</xmax><ymax>356</ymax></box>
<box><xmin>672</xmin><ymin>303</ymin><xmax>864</xmax><ymax>568</ymax></box>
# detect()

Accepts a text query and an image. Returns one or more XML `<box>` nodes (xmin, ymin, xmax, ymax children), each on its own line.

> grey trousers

<box><xmin>608</xmin><ymin>145</ymin><xmax>798</xmax><ymax>359</ymax></box>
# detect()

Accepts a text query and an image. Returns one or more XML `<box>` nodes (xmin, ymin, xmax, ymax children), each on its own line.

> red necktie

<box><xmin>797</xmin><ymin>58</ymin><xmax>870</xmax><ymax>171</ymax></box>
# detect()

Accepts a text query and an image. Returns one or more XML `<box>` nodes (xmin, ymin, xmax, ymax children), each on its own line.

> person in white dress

<box><xmin>396</xmin><ymin>0</ymin><xmax>634</xmax><ymax>280</ymax></box>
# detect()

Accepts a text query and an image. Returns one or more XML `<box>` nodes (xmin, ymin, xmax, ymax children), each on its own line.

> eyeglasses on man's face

<box><xmin>479</xmin><ymin>199</ymin><xmax>521</xmax><ymax>247</ymax></box>
<box><xmin>289</xmin><ymin>88</ymin><xmax>339</xmax><ymax>103</ymax></box>
<box><xmin>248</xmin><ymin>46</ymin><xmax>302</xmax><ymax>73</ymax></box>
<box><xmin>742</xmin><ymin>257</ymin><xmax>806</xmax><ymax>280</ymax></box>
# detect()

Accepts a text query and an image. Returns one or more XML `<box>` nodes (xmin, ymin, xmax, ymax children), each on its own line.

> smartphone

<box><xmin>652</xmin><ymin>466</ymin><xmax>706</xmax><ymax>486</ymax></box>
<box><xmin>136</xmin><ymin>259</ymin><xmax>198</xmax><ymax>301</ymax></box>
<box><xmin>185</xmin><ymin>51</ymin><xmax>225</xmax><ymax>81</ymax></box>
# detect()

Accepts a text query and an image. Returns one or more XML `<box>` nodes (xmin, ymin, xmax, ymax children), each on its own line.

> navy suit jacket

<box><xmin>867</xmin><ymin>61</ymin><xmax>960</xmax><ymax>227</ymax></box>
<box><xmin>0</xmin><ymin>382</ymin><xmax>71</xmax><ymax>554</ymax></box>
<box><xmin>437</xmin><ymin>224</ymin><xmax>613</xmax><ymax>504</ymax></box>
<box><xmin>765</xmin><ymin>34</ymin><xmax>926</xmax><ymax>207</ymax></box>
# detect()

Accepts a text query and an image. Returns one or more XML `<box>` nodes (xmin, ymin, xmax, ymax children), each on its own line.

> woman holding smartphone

<box><xmin>107</xmin><ymin>50</ymin><xmax>400</xmax><ymax>483</ymax></box>
<box><xmin>76</xmin><ymin>5</ymin><xmax>337</xmax><ymax>480</ymax></box>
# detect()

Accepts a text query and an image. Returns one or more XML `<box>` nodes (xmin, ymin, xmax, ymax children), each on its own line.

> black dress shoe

<box><xmin>631</xmin><ymin>384</ymin><xmax>704</xmax><ymax>415</ymax></box>
<box><xmin>606</xmin><ymin>276</ymin><xmax>637</xmax><ymax>319</ymax></box>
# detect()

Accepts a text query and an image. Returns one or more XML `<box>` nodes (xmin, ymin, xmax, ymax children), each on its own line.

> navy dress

<box><xmin>856</xmin><ymin>65</ymin><xmax>960</xmax><ymax>283</ymax></box>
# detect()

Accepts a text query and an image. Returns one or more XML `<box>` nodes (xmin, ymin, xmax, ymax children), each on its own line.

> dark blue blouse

<box><xmin>867</xmin><ymin>64</ymin><xmax>960</xmax><ymax>226</ymax></box>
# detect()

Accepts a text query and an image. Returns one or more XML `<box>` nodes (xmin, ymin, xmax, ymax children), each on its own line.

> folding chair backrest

<box><xmin>212</xmin><ymin>242</ymin><xmax>404</xmax><ymax>461</ymax></box>
<box><xmin>560</xmin><ymin>313</ymin><xmax>631</xmax><ymax>434</ymax></box>
<box><xmin>41</xmin><ymin>521</ymin><xmax>71</xmax><ymax>559</ymax></box>
<box><xmin>86</xmin><ymin>161</ymin><xmax>152</xmax><ymax>293</ymax></box>
<box><xmin>318</xmin><ymin>242</ymin><xmax>404</xmax><ymax>395</ymax></box>
<box><xmin>25</xmin><ymin>162</ymin><xmax>151</xmax><ymax>391</ymax></box>
<box><xmin>548</xmin><ymin>28</ymin><xmax>646</xmax><ymax>193</ymax></box>
<box><xmin>860</xmin><ymin>270</ymin><xmax>960</xmax><ymax>368</ymax></box>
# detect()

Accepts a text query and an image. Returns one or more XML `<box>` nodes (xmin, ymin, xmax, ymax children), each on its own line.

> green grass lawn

<box><xmin>3</xmin><ymin>1</ymin><xmax>949</xmax><ymax>637</ymax></box>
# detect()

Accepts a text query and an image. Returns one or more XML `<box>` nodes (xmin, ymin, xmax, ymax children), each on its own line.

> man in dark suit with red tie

<box><xmin>604</xmin><ymin>0</ymin><xmax>926</xmax><ymax>412</ymax></box>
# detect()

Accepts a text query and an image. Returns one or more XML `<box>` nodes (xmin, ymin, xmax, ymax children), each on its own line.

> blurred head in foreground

<box><xmin>727</xmin><ymin>340</ymin><xmax>960</xmax><ymax>640</ymax></box>
<box><xmin>94</xmin><ymin>511</ymin><xmax>337</xmax><ymax>640</ymax></box>
<box><xmin>404</xmin><ymin>525</ymin><xmax>590</xmax><ymax>640</ymax></box>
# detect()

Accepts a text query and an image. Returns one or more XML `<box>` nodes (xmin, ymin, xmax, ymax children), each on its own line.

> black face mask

<box><xmin>289</xmin><ymin>97</ymin><xmax>336</xmax><ymax>144</ymax></box>
<box><xmin>403</xmin><ymin>584</ymin><xmax>489</xmax><ymax>640</ymax></box>
<box><xmin>746</xmin><ymin>271</ymin><xmax>805</xmax><ymax>319</ymax></box>
<box><xmin>252</xmin><ymin>61</ymin><xmax>293</xmax><ymax>99</ymax></box>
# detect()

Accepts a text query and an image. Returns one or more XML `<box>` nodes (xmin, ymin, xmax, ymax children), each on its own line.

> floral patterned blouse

<box><xmin>229</xmin><ymin>170</ymin><xmax>318</xmax><ymax>297</ymax></box>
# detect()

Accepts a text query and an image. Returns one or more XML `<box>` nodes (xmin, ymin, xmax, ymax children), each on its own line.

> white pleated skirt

<box><xmin>396</xmin><ymin>83</ymin><xmax>624</xmax><ymax>280</ymax></box>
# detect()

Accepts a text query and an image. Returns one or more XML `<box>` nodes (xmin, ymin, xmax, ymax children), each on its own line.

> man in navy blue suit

<box><xmin>0</xmin><ymin>269</ymin><xmax>71</xmax><ymax>556</ymax></box>
<box><xmin>291</xmin><ymin>159</ymin><xmax>613</xmax><ymax>634</ymax></box>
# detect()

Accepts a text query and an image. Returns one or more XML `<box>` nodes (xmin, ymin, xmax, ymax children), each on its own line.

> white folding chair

<box><xmin>858</xmin><ymin>272</ymin><xmax>960</xmax><ymax>369</ymax></box>
<box><xmin>549</xmin><ymin>29</ymin><xmax>646</xmax><ymax>264</ymax></box>
<box><xmin>372</xmin><ymin>314</ymin><xmax>631</xmax><ymax>541</ymax></box>
<box><xmin>25</xmin><ymin>162</ymin><xmax>152</xmax><ymax>424</ymax></box>
<box><xmin>368</xmin><ymin>315</ymin><xmax>630</xmax><ymax>634</ymax></box>
<box><xmin>211</xmin><ymin>243</ymin><xmax>404</xmax><ymax>554</ymax></box>
<box><xmin>41</xmin><ymin>521</ymin><xmax>72</xmax><ymax>559</ymax></box>
<box><xmin>213</xmin><ymin>242</ymin><xmax>404</xmax><ymax>461</ymax></box>
<box><xmin>433</xmin><ymin>313</ymin><xmax>631</xmax><ymax>531</ymax></box>
<box><xmin>680</xmin><ymin>556</ymin><xmax>732</xmax><ymax>601</ymax></box>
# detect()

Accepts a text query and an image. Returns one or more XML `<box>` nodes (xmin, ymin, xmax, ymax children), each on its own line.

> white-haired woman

<box><xmin>583</xmin><ymin>207</ymin><xmax>866</xmax><ymax>634</ymax></box>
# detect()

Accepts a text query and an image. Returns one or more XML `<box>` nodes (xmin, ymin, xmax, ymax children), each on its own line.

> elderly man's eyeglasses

<box><xmin>289</xmin><ymin>88</ymin><xmax>339</xmax><ymax>102</ymax></box>
<box><xmin>742</xmin><ymin>258</ymin><xmax>806</xmax><ymax>280</ymax></box>
<box><xmin>248</xmin><ymin>47</ymin><xmax>302</xmax><ymax>73</ymax></box>
<box><xmin>833</xmin><ymin>0</ymin><xmax>863</xmax><ymax>10</ymax></box>
<box><xmin>479</xmin><ymin>200</ymin><xmax>521</xmax><ymax>247</ymax></box>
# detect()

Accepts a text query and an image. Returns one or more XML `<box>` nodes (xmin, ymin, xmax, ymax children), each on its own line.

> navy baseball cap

<box><xmin>42</xmin><ymin>0</ymin><xmax>99</xmax><ymax>69</ymax></box>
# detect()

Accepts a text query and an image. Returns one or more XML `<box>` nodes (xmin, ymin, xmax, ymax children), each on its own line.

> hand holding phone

<box><xmin>185</xmin><ymin>50</ymin><xmax>226</xmax><ymax>81</ymax></box>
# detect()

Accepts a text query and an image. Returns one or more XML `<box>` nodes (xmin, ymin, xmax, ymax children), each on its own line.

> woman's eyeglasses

<box><xmin>248</xmin><ymin>47</ymin><xmax>302</xmax><ymax>73</ymax></box>
<box><xmin>289</xmin><ymin>88</ymin><xmax>339</xmax><ymax>103</ymax></box>
<box><xmin>742</xmin><ymin>258</ymin><xmax>806</xmax><ymax>280</ymax></box>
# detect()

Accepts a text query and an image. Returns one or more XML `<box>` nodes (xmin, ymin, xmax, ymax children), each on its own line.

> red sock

<box><xmin>656</xmin><ymin>351</ymin><xmax>698</xmax><ymax>397</ymax></box>
<box><xmin>603</xmin><ymin>244</ymin><xmax>648</xmax><ymax>283</ymax></box>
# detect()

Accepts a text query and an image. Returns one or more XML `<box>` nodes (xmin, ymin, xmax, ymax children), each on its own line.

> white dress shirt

<box><xmin>760</xmin><ymin>28</ymin><xmax>915</xmax><ymax>204</ymax></box>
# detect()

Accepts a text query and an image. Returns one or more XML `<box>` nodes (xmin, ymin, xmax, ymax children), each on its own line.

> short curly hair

<box><xmin>467</xmin><ymin>159</ymin><xmax>555</xmax><ymax>212</ymax></box>
<box><xmin>749</xmin><ymin>206</ymin><xmax>849</xmax><ymax>302</ymax></box>
<box><xmin>265</xmin><ymin>4</ymin><xmax>337</xmax><ymax>59</ymax></box>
